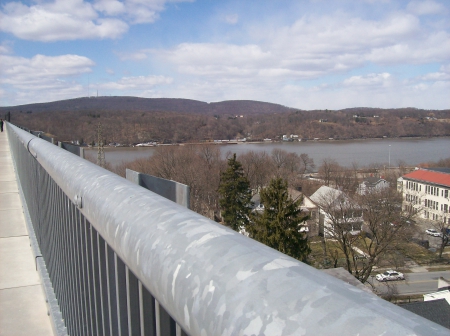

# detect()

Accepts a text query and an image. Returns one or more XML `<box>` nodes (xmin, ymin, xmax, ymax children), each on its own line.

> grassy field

<box><xmin>308</xmin><ymin>236</ymin><xmax>450</xmax><ymax>270</ymax></box>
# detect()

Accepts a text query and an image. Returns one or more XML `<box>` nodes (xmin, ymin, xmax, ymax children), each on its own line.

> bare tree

<box><xmin>318</xmin><ymin>158</ymin><xmax>339</xmax><ymax>187</ymax></box>
<box><xmin>116</xmin><ymin>145</ymin><xmax>225</xmax><ymax>219</ymax></box>
<box><xmin>299</xmin><ymin>153</ymin><xmax>316</xmax><ymax>176</ymax></box>
<box><xmin>355</xmin><ymin>188</ymin><xmax>412</xmax><ymax>283</ymax></box>
<box><xmin>239</xmin><ymin>151</ymin><xmax>273</xmax><ymax>192</ymax></box>
<box><xmin>432</xmin><ymin>219</ymin><xmax>450</xmax><ymax>258</ymax></box>
<box><xmin>313</xmin><ymin>187</ymin><xmax>364</xmax><ymax>275</ymax></box>
<box><xmin>271</xmin><ymin>149</ymin><xmax>303</xmax><ymax>186</ymax></box>
<box><xmin>313</xmin><ymin>186</ymin><xmax>413</xmax><ymax>283</ymax></box>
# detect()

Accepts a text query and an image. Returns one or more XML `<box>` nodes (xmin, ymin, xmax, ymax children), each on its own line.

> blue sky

<box><xmin>1</xmin><ymin>0</ymin><xmax>449</xmax><ymax>109</ymax></box>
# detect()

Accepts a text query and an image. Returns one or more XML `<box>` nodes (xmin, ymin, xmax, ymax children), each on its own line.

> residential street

<box><xmin>370</xmin><ymin>270</ymin><xmax>450</xmax><ymax>296</ymax></box>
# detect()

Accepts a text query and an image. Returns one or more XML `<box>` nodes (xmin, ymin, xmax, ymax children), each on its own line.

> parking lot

<box><xmin>413</xmin><ymin>218</ymin><xmax>449</xmax><ymax>250</ymax></box>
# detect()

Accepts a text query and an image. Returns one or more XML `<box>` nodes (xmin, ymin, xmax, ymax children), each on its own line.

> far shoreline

<box><xmin>83</xmin><ymin>134</ymin><xmax>450</xmax><ymax>149</ymax></box>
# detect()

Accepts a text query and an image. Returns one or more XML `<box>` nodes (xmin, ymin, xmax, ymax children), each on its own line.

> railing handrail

<box><xmin>8</xmin><ymin>123</ymin><xmax>448</xmax><ymax>335</ymax></box>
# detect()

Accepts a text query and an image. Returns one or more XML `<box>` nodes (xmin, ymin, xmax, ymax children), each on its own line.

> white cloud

<box><xmin>0</xmin><ymin>53</ymin><xmax>95</xmax><ymax>104</ymax></box>
<box><xmin>100</xmin><ymin>75</ymin><xmax>173</xmax><ymax>90</ymax></box>
<box><xmin>366</xmin><ymin>30</ymin><xmax>450</xmax><ymax>64</ymax></box>
<box><xmin>420</xmin><ymin>72</ymin><xmax>450</xmax><ymax>81</ymax></box>
<box><xmin>419</xmin><ymin>63</ymin><xmax>450</xmax><ymax>81</ymax></box>
<box><xmin>150</xmin><ymin>70</ymin><xmax>450</xmax><ymax>110</ymax></box>
<box><xmin>343</xmin><ymin>73</ymin><xmax>392</xmax><ymax>87</ymax></box>
<box><xmin>407</xmin><ymin>0</ymin><xmax>446</xmax><ymax>16</ymax></box>
<box><xmin>116</xmin><ymin>49</ymin><xmax>152</xmax><ymax>61</ymax></box>
<box><xmin>161</xmin><ymin>43</ymin><xmax>272</xmax><ymax>76</ymax></box>
<box><xmin>94</xmin><ymin>0</ymin><xmax>126</xmax><ymax>16</ymax></box>
<box><xmin>224</xmin><ymin>14</ymin><xmax>238</xmax><ymax>25</ymax></box>
<box><xmin>99</xmin><ymin>0</ymin><xmax>193</xmax><ymax>24</ymax></box>
<box><xmin>0</xmin><ymin>43</ymin><xmax>12</xmax><ymax>54</ymax></box>
<box><xmin>0</xmin><ymin>0</ymin><xmax>128</xmax><ymax>41</ymax></box>
<box><xmin>285</xmin><ymin>79</ymin><xmax>450</xmax><ymax>110</ymax></box>
<box><xmin>440</xmin><ymin>64</ymin><xmax>450</xmax><ymax>73</ymax></box>
<box><xmin>150</xmin><ymin>11</ymin><xmax>448</xmax><ymax>84</ymax></box>
<box><xmin>0</xmin><ymin>54</ymin><xmax>94</xmax><ymax>86</ymax></box>
<box><xmin>0</xmin><ymin>0</ymin><xmax>193</xmax><ymax>41</ymax></box>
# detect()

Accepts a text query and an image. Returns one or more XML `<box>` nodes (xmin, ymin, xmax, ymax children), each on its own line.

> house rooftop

<box><xmin>310</xmin><ymin>185</ymin><xmax>343</xmax><ymax>205</ymax></box>
<box><xmin>425</xmin><ymin>167</ymin><xmax>450</xmax><ymax>174</ymax></box>
<box><xmin>402</xmin><ymin>169</ymin><xmax>450</xmax><ymax>188</ymax></box>
<box><xmin>361</xmin><ymin>177</ymin><xmax>388</xmax><ymax>186</ymax></box>
<box><xmin>400</xmin><ymin>299</ymin><xmax>450</xmax><ymax>329</ymax></box>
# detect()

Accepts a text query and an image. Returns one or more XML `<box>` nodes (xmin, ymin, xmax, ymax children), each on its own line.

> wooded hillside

<box><xmin>2</xmin><ymin>97</ymin><xmax>449</xmax><ymax>145</ymax></box>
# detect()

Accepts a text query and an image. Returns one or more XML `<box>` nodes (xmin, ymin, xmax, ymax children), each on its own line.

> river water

<box><xmin>85</xmin><ymin>137</ymin><xmax>450</xmax><ymax>169</ymax></box>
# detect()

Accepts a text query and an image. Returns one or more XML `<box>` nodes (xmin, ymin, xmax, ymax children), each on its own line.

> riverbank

<box><xmin>83</xmin><ymin>137</ymin><xmax>450</xmax><ymax>169</ymax></box>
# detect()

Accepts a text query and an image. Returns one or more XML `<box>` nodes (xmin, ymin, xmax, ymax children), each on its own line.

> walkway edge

<box><xmin>7</xmin><ymin>124</ymin><xmax>68</xmax><ymax>336</ymax></box>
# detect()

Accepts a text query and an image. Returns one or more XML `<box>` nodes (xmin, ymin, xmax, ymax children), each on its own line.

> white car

<box><xmin>376</xmin><ymin>270</ymin><xmax>405</xmax><ymax>282</ymax></box>
<box><xmin>426</xmin><ymin>229</ymin><xmax>442</xmax><ymax>237</ymax></box>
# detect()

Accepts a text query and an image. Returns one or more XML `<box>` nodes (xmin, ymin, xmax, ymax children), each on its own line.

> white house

<box><xmin>357</xmin><ymin>177</ymin><xmax>390</xmax><ymax>195</ymax></box>
<box><xmin>400</xmin><ymin>168</ymin><xmax>450</xmax><ymax>224</ymax></box>
<box><xmin>309</xmin><ymin>186</ymin><xmax>363</xmax><ymax>237</ymax></box>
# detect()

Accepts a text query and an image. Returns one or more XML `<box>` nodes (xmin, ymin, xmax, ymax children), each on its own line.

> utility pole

<box><xmin>388</xmin><ymin>145</ymin><xmax>391</xmax><ymax>168</ymax></box>
<box><xmin>97</xmin><ymin>123</ymin><xmax>105</xmax><ymax>168</ymax></box>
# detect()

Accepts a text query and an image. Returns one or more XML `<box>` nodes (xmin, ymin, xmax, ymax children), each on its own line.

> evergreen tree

<box><xmin>218</xmin><ymin>154</ymin><xmax>252</xmax><ymax>231</ymax></box>
<box><xmin>249</xmin><ymin>178</ymin><xmax>310</xmax><ymax>262</ymax></box>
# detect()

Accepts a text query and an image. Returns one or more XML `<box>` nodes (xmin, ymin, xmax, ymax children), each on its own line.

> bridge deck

<box><xmin>0</xmin><ymin>127</ymin><xmax>53</xmax><ymax>335</ymax></box>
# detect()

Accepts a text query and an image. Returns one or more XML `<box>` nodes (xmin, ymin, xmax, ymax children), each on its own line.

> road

<box><xmin>370</xmin><ymin>271</ymin><xmax>450</xmax><ymax>295</ymax></box>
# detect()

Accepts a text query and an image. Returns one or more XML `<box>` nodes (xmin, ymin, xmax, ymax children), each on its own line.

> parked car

<box><xmin>376</xmin><ymin>270</ymin><xmax>405</xmax><ymax>282</ymax></box>
<box><xmin>425</xmin><ymin>229</ymin><xmax>442</xmax><ymax>237</ymax></box>
<box><xmin>299</xmin><ymin>225</ymin><xmax>309</xmax><ymax>233</ymax></box>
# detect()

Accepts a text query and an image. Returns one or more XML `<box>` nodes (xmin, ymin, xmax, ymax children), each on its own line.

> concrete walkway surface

<box><xmin>0</xmin><ymin>126</ymin><xmax>54</xmax><ymax>335</ymax></box>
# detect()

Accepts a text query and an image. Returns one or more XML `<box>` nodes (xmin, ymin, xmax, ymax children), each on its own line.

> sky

<box><xmin>0</xmin><ymin>0</ymin><xmax>449</xmax><ymax>110</ymax></box>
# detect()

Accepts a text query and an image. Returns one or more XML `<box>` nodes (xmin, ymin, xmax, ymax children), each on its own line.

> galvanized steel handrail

<box><xmin>7</xmin><ymin>123</ymin><xmax>449</xmax><ymax>335</ymax></box>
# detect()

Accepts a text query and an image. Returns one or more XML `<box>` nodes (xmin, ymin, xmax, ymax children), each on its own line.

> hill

<box><xmin>1</xmin><ymin>97</ymin><xmax>449</xmax><ymax>146</ymax></box>
<box><xmin>0</xmin><ymin>96</ymin><xmax>292</xmax><ymax>116</ymax></box>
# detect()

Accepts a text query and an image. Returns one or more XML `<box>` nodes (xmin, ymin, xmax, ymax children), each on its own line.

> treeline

<box><xmin>107</xmin><ymin>145</ymin><xmax>416</xmax><ymax>220</ymax></box>
<box><xmin>4</xmin><ymin>97</ymin><xmax>450</xmax><ymax>145</ymax></box>
<box><xmin>109</xmin><ymin>146</ymin><xmax>316</xmax><ymax>220</ymax></box>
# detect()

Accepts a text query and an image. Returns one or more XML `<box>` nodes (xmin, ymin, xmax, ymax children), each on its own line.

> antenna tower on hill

<box><xmin>97</xmin><ymin>123</ymin><xmax>105</xmax><ymax>168</ymax></box>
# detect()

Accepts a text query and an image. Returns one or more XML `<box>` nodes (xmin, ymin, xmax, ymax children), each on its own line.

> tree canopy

<box><xmin>218</xmin><ymin>154</ymin><xmax>252</xmax><ymax>231</ymax></box>
<box><xmin>249</xmin><ymin>178</ymin><xmax>310</xmax><ymax>262</ymax></box>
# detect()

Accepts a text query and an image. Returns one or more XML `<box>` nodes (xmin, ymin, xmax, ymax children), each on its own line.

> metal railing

<box><xmin>6</xmin><ymin>122</ymin><xmax>449</xmax><ymax>336</ymax></box>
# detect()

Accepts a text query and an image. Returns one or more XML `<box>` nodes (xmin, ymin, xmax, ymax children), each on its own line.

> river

<box><xmin>84</xmin><ymin>137</ymin><xmax>450</xmax><ymax>170</ymax></box>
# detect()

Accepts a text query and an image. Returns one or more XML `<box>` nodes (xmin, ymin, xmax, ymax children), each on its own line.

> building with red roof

<box><xmin>400</xmin><ymin>168</ymin><xmax>450</xmax><ymax>225</ymax></box>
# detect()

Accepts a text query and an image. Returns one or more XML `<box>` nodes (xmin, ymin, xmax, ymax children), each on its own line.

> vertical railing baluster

<box><xmin>85</xmin><ymin>220</ymin><xmax>97</xmax><ymax>335</ymax></box>
<box><xmin>156</xmin><ymin>302</ymin><xmax>176</xmax><ymax>336</ymax></box>
<box><xmin>115</xmin><ymin>254</ymin><xmax>129</xmax><ymax>335</ymax></box>
<box><xmin>68</xmin><ymin>200</ymin><xmax>81</xmax><ymax>335</ymax></box>
<box><xmin>77</xmin><ymin>213</ymin><xmax>88</xmax><ymax>335</ymax></box>
<box><xmin>64</xmin><ymin>195</ymin><xmax>76</xmax><ymax>335</ymax></box>
<box><xmin>91</xmin><ymin>228</ymin><xmax>103</xmax><ymax>335</ymax></box>
<box><xmin>74</xmin><ymin>209</ymin><xmax>88</xmax><ymax>335</ymax></box>
<box><xmin>107</xmin><ymin>245</ymin><xmax>119</xmax><ymax>336</ymax></box>
<box><xmin>126</xmin><ymin>267</ymin><xmax>141</xmax><ymax>335</ymax></box>
<box><xmin>90</xmin><ymin>226</ymin><xmax>101</xmax><ymax>335</ymax></box>
<box><xmin>54</xmin><ymin>187</ymin><xmax>67</xmax><ymax>330</ymax></box>
<box><xmin>98</xmin><ymin>234</ymin><xmax>110</xmax><ymax>335</ymax></box>
<box><xmin>140</xmin><ymin>283</ymin><xmax>156</xmax><ymax>336</ymax></box>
